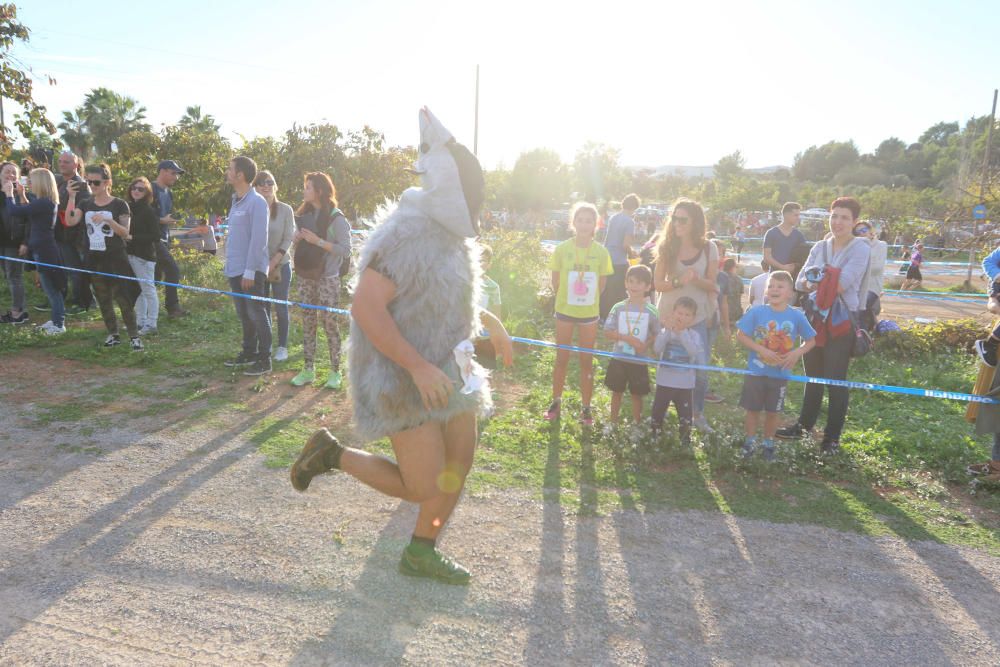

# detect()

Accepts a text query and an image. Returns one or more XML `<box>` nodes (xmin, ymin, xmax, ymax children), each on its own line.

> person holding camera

<box><xmin>55</xmin><ymin>151</ymin><xmax>93</xmax><ymax>314</ymax></box>
<box><xmin>65</xmin><ymin>163</ymin><xmax>143</xmax><ymax>351</ymax></box>
<box><xmin>0</xmin><ymin>162</ymin><xmax>31</xmax><ymax>324</ymax></box>
<box><xmin>151</xmin><ymin>160</ymin><xmax>189</xmax><ymax>318</ymax></box>
<box><xmin>4</xmin><ymin>168</ymin><xmax>67</xmax><ymax>335</ymax></box>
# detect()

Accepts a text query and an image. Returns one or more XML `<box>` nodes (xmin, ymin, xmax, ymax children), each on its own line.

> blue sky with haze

<box><xmin>12</xmin><ymin>0</ymin><xmax>1000</xmax><ymax>169</ymax></box>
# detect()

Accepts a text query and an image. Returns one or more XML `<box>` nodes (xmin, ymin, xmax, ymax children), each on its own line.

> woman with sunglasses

<box><xmin>65</xmin><ymin>163</ymin><xmax>142</xmax><ymax>351</ymax></box>
<box><xmin>653</xmin><ymin>198</ymin><xmax>719</xmax><ymax>433</ymax></box>
<box><xmin>125</xmin><ymin>177</ymin><xmax>162</xmax><ymax>335</ymax></box>
<box><xmin>254</xmin><ymin>170</ymin><xmax>295</xmax><ymax>362</ymax></box>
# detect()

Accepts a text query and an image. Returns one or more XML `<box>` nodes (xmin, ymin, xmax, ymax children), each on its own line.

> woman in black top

<box><xmin>3</xmin><ymin>168</ymin><xmax>67</xmax><ymax>334</ymax></box>
<box><xmin>65</xmin><ymin>163</ymin><xmax>142</xmax><ymax>351</ymax></box>
<box><xmin>126</xmin><ymin>177</ymin><xmax>162</xmax><ymax>336</ymax></box>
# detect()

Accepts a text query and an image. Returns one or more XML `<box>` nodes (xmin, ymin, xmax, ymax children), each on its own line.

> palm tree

<box><xmin>82</xmin><ymin>87</ymin><xmax>151</xmax><ymax>156</ymax></box>
<box><xmin>178</xmin><ymin>105</ymin><xmax>220</xmax><ymax>133</ymax></box>
<box><xmin>57</xmin><ymin>107</ymin><xmax>92</xmax><ymax>159</ymax></box>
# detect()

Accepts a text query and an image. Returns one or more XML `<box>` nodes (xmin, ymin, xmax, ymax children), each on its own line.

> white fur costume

<box><xmin>346</xmin><ymin>109</ymin><xmax>491</xmax><ymax>440</ymax></box>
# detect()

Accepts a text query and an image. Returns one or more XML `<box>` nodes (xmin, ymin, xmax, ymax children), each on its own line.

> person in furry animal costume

<box><xmin>289</xmin><ymin>108</ymin><xmax>513</xmax><ymax>585</ymax></box>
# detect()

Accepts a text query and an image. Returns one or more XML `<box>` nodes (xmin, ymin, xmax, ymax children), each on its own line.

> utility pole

<box><xmin>966</xmin><ymin>88</ymin><xmax>997</xmax><ymax>288</ymax></box>
<box><xmin>473</xmin><ymin>65</ymin><xmax>480</xmax><ymax>157</ymax></box>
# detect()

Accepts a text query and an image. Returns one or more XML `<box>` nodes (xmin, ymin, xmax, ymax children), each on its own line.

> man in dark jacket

<box><xmin>55</xmin><ymin>151</ymin><xmax>93</xmax><ymax>313</ymax></box>
<box><xmin>151</xmin><ymin>160</ymin><xmax>189</xmax><ymax>318</ymax></box>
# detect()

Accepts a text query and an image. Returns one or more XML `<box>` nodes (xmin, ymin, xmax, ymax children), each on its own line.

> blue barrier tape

<box><xmin>0</xmin><ymin>256</ymin><xmax>351</xmax><ymax>316</ymax></box>
<box><xmin>508</xmin><ymin>336</ymin><xmax>1000</xmax><ymax>405</ymax></box>
<box><xmin>4</xmin><ymin>256</ymin><xmax>997</xmax><ymax>404</ymax></box>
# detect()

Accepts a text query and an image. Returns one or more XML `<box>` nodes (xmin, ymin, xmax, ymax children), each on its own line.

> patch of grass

<box><xmin>34</xmin><ymin>402</ymin><xmax>93</xmax><ymax>426</ymax></box>
<box><xmin>249</xmin><ymin>414</ymin><xmax>318</xmax><ymax>468</ymax></box>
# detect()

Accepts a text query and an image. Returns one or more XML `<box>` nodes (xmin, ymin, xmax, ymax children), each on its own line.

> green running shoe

<box><xmin>398</xmin><ymin>544</ymin><xmax>471</xmax><ymax>585</ymax></box>
<box><xmin>290</xmin><ymin>368</ymin><xmax>316</xmax><ymax>387</ymax></box>
<box><xmin>325</xmin><ymin>370</ymin><xmax>343</xmax><ymax>390</ymax></box>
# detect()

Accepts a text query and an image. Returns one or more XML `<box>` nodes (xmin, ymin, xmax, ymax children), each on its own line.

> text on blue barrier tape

<box><xmin>3</xmin><ymin>255</ymin><xmax>997</xmax><ymax>405</ymax></box>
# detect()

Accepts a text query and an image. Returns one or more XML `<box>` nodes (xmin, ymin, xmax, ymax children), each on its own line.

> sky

<box><xmin>10</xmin><ymin>0</ymin><xmax>1000</xmax><ymax>170</ymax></box>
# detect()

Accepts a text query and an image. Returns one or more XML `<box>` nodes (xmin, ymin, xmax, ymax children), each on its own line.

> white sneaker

<box><xmin>40</xmin><ymin>321</ymin><xmax>66</xmax><ymax>336</ymax></box>
<box><xmin>693</xmin><ymin>416</ymin><xmax>714</xmax><ymax>434</ymax></box>
<box><xmin>274</xmin><ymin>346</ymin><xmax>289</xmax><ymax>362</ymax></box>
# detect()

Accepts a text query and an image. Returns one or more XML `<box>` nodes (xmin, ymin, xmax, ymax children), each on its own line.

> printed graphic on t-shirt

<box><xmin>85</xmin><ymin>211</ymin><xmax>114</xmax><ymax>251</ymax></box>
<box><xmin>662</xmin><ymin>338</ymin><xmax>693</xmax><ymax>365</ymax></box>
<box><xmin>753</xmin><ymin>319</ymin><xmax>795</xmax><ymax>367</ymax></box>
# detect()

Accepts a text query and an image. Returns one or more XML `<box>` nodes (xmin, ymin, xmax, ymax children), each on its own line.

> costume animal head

<box><xmin>401</xmin><ymin>107</ymin><xmax>484</xmax><ymax>238</ymax></box>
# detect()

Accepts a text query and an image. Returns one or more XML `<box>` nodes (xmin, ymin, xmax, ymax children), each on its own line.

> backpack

<box><xmin>294</xmin><ymin>207</ymin><xmax>347</xmax><ymax>280</ymax></box>
<box><xmin>819</xmin><ymin>238</ymin><xmax>874</xmax><ymax>357</ymax></box>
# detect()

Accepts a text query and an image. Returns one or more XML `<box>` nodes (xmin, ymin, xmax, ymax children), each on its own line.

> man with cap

<box><xmin>152</xmin><ymin>160</ymin><xmax>188</xmax><ymax>317</ymax></box>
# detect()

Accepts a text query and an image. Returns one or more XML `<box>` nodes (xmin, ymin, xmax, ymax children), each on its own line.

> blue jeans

<box><xmin>690</xmin><ymin>320</ymin><xmax>710</xmax><ymax>414</ymax></box>
<box><xmin>38</xmin><ymin>269</ymin><xmax>65</xmax><ymax>327</ymax></box>
<box><xmin>263</xmin><ymin>263</ymin><xmax>291</xmax><ymax>348</ymax></box>
<box><xmin>993</xmin><ymin>434</ymin><xmax>1000</xmax><ymax>461</ymax></box>
<box><xmin>228</xmin><ymin>273</ymin><xmax>272</xmax><ymax>360</ymax></box>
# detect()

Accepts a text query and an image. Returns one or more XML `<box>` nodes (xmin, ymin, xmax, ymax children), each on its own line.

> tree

<box><xmin>0</xmin><ymin>4</ymin><xmax>56</xmax><ymax>154</ymax></box>
<box><xmin>82</xmin><ymin>87</ymin><xmax>151</xmax><ymax>156</ymax></box>
<box><xmin>178</xmin><ymin>105</ymin><xmax>220</xmax><ymax>133</ymax></box>
<box><xmin>919</xmin><ymin>121</ymin><xmax>960</xmax><ymax>146</ymax></box>
<box><xmin>792</xmin><ymin>140</ymin><xmax>860</xmax><ymax>182</ymax></box>
<box><xmin>573</xmin><ymin>141</ymin><xmax>626</xmax><ymax>202</ymax></box>
<box><xmin>713</xmin><ymin>150</ymin><xmax>745</xmax><ymax>183</ymax></box>
<box><xmin>508</xmin><ymin>148</ymin><xmax>569</xmax><ymax>211</ymax></box>
<box><xmin>58</xmin><ymin>107</ymin><xmax>91</xmax><ymax>159</ymax></box>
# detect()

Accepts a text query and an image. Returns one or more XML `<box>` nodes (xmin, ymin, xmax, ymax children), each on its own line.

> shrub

<box><xmin>877</xmin><ymin>318</ymin><xmax>985</xmax><ymax>358</ymax></box>
<box><xmin>484</xmin><ymin>230</ymin><xmax>551</xmax><ymax>338</ymax></box>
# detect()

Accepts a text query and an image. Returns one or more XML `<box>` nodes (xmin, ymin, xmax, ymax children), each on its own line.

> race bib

<box><xmin>617</xmin><ymin>311</ymin><xmax>650</xmax><ymax>356</ymax></box>
<box><xmin>85</xmin><ymin>212</ymin><xmax>114</xmax><ymax>251</ymax></box>
<box><xmin>567</xmin><ymin>271</ymin><xmax>597</xmax><ymax>306</ymax></box>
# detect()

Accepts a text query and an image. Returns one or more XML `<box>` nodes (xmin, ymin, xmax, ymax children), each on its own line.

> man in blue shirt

<box><xmin>222</xmin><ymin>156</ymin><xmax>272</xmax><ymax>375</ymax></box>
<box><xmin>599</xmin><ymin>193</ymin><xmax>639</xmax><ymax>320</ymax></box>
<box><xmin>762</xmin><ymin>202</ymin><xmax>807</xmax><ymax>273</ymax></box>
<box><xmin>151</xmin><ymin>160</ymin><xmax>188</xmax><ymax>318</ymax></box>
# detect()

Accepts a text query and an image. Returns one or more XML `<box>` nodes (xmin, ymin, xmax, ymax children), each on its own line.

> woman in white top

<box><xmin>255</xmin><ymin>170</ymin><xmax>296</xmax><ymax>361</ymax></box>
<box><xmin>653</xmin><ymin>198</ymin><xmax>719</xmax><ymax>432</ymax></box>
<box><xmin>858</xmin><ymin>221</ymin><xmax>887</xmax><ymax>297</ymax></box>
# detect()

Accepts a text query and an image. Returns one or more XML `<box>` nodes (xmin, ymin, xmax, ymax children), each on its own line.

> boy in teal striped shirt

<box><xmin>603</xmin><ymin>264</ymin><xmax>661</xmax><ymax>428</ymax></box>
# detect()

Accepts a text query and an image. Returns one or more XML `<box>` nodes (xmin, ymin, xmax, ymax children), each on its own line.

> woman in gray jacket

<box><xmin>777</xmin><ymin>197</ymin><xmax>871</xmax><ymax>453</ymax></box>
<box><xmin>255</xmin><ymin>170</ymin><xmax>295</xmax><ymax>361</ymax></box>
<box><xmin>290</xmin><ymin>172</ymin><xmax>351</xmax><ymax>389</ymax></box>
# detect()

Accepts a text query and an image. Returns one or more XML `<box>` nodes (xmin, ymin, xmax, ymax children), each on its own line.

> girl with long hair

<box><xmin>125</xmin><ymin>176</ymin><xmax>161</xmax><ymax>335</ymax></box>
<box><xmin>290</xmin><ymin>172</ymin><xmax>351</xmax><ymax>389</ymax></box>
<box><xmin>544</xmin><ymin>202</ymin><xmax>614</xmax><ymax>424</ymax></box>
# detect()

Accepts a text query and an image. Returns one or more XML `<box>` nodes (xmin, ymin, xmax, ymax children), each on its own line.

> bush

<box><xmin>484</xmin><ymin>230</ymin><xmax>551</xmax><ymax>338</ymax></box>
<box><xmin>877</xmin><ymin>318</ymin><xmax>985</xmax><ymax>358</ymax></box>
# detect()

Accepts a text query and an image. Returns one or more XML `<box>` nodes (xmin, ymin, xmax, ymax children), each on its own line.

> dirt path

<box><xmin>3</xmin><ymin>377</ymin><xmax>1000</xmax><ymax>666</ymax></box>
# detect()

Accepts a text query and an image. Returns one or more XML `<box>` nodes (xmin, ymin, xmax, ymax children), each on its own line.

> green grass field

<box><xmin>4</xmin><ymin>241</ymin><xmax>1000</xmax><ymax>555</ymax></box>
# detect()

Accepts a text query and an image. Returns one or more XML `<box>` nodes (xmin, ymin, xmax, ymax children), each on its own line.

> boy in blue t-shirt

<box><xmin>735</xmin><ymin>271</ymin><xmax>816</xmax><ymax>461</ymax></box>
